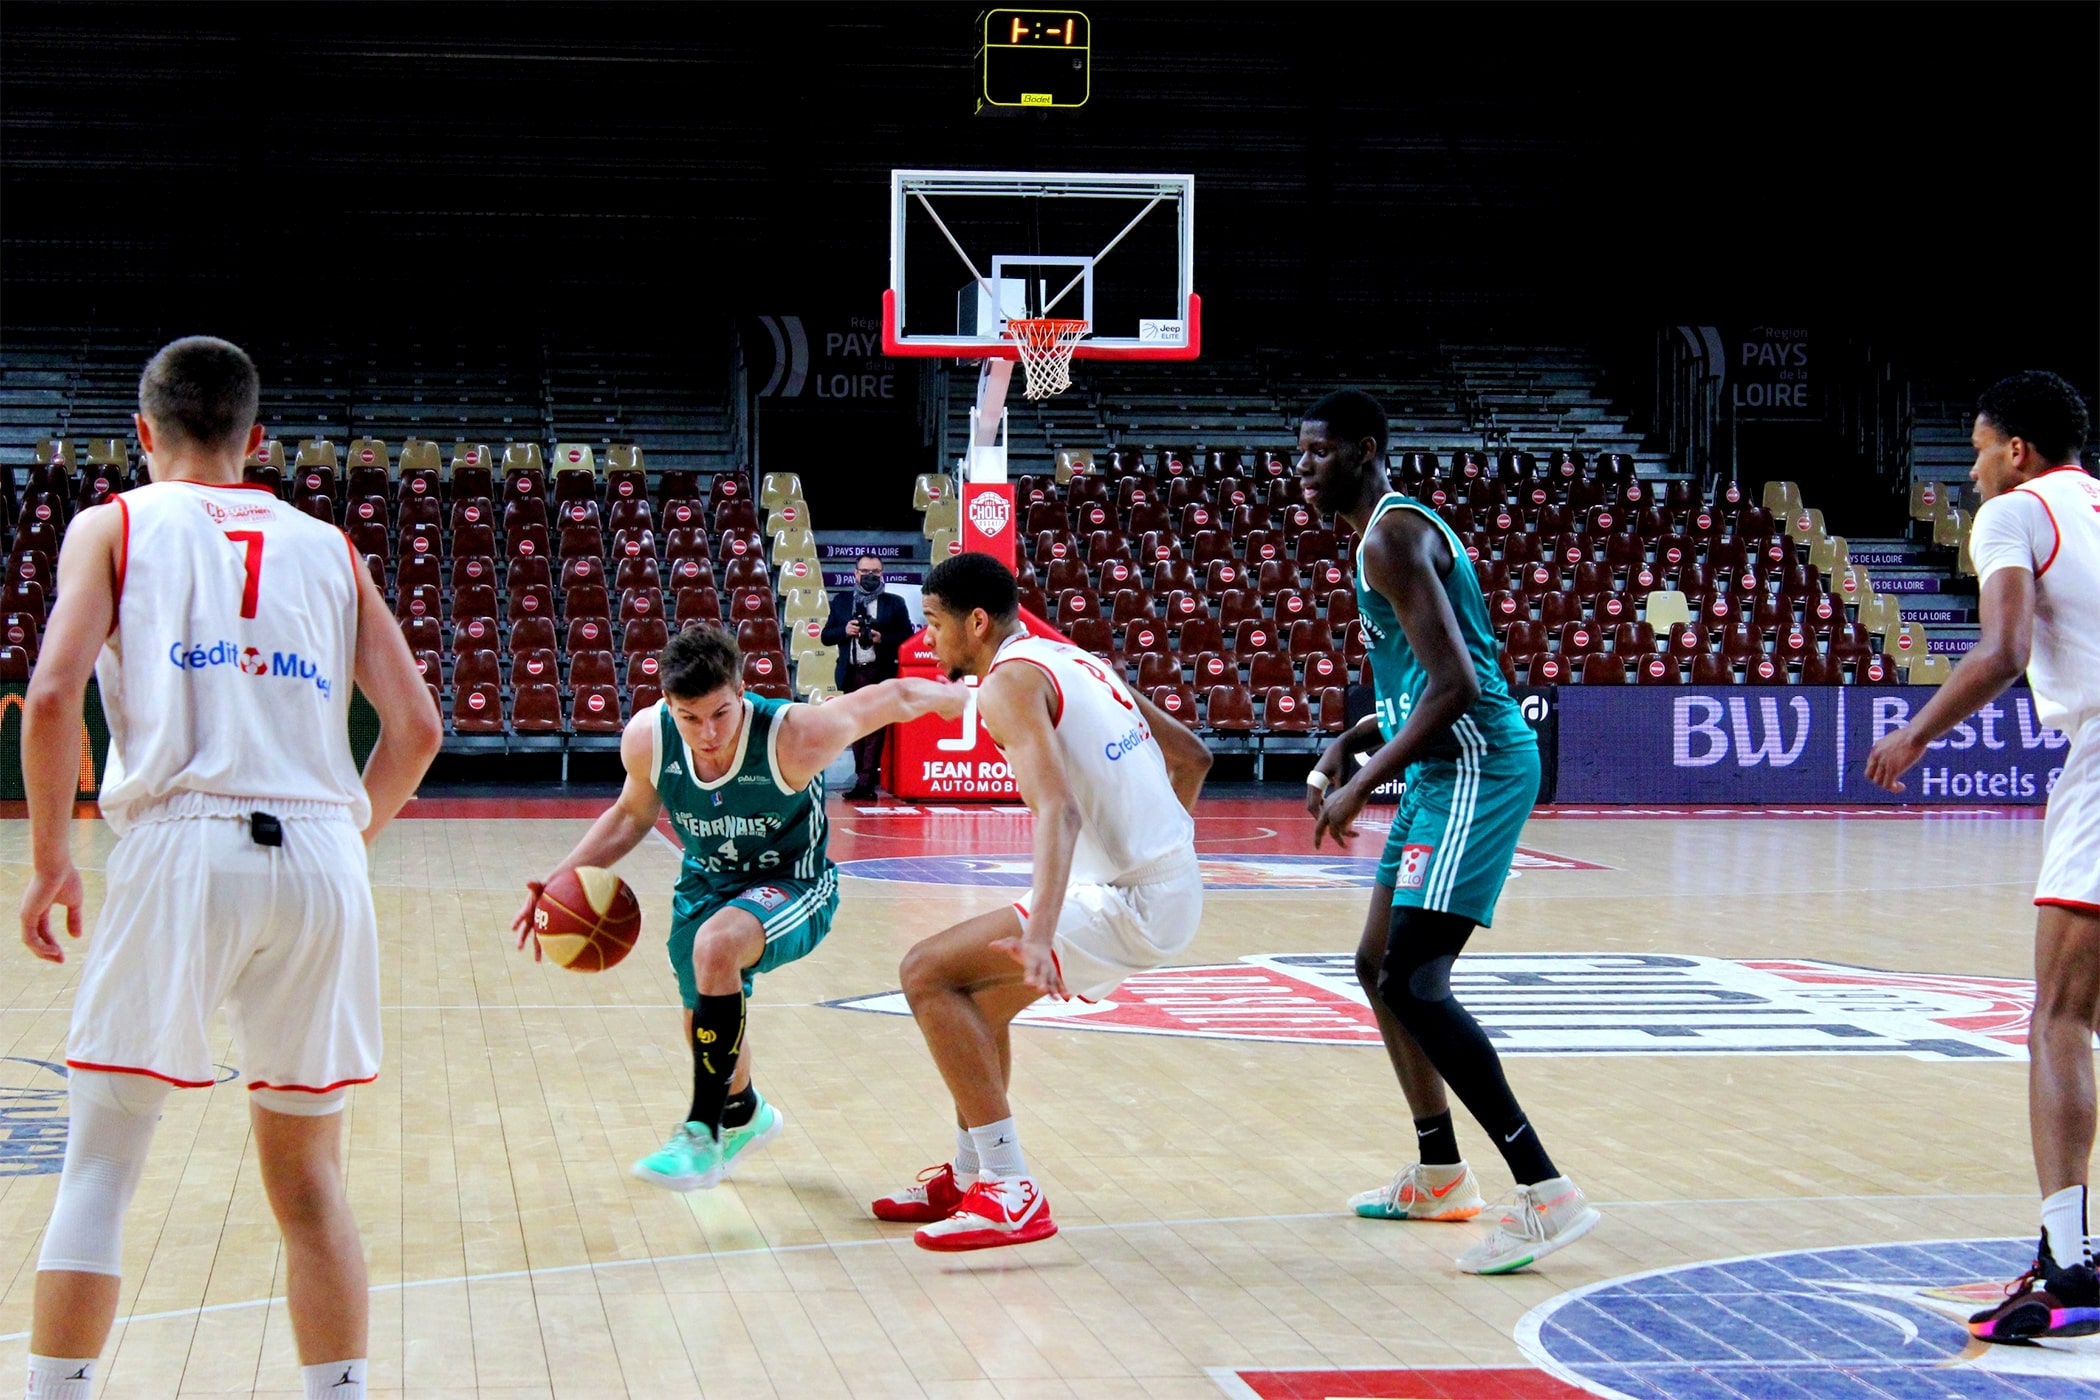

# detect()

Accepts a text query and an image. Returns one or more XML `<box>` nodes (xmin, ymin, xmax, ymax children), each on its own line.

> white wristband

<box><xmin>1305</xmin><ymin>770</ymin><xmax>1331</xmax><ymax>793</ymax></box>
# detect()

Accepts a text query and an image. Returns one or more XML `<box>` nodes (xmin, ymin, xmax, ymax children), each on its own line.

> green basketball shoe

<box><xmin>631</xmin><ymin>1123</ymin><xmax>724</xmax><ymax>1192</ymax></box>
<box><xmin>720</xmin><ymin>1094</ymin><xmax>785</xmax><ymax>1177</ymax></box>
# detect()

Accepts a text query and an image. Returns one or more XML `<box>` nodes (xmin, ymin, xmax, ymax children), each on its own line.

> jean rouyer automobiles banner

<box><xmin>1556</xmin><ymin>685</ymin><xmax>2068</xmax><ymax>805</ymax></box>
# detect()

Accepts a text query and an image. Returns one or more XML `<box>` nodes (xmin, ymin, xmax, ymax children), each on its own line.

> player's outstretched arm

<box><xmin>17</xmin><ymin>503</ymin><xmax>119</xmax><ymax>963</ymax></box>
<box><xmin>1130</xmin><ymin>687</ymin><xmax>1212</xmax><ymax>813</ymax></box>
<box><xmin>512</xmin><ymin>711</ymin><xmax>665</xmax><ymax>957</ymax></box>
<box><xmin>771</xmin><ymin>676</ymin><xmax>967</xmax><ymax>791</ymax></box>
<box><xmin>978</xmin><ymin>664</ymin><xmax>1081</xmax><ymax>997</ymax></box>
<box><xmin>1317</xmin><ymin>515</ymin><xmax>1478</xmax><ymax>849</ymax></box>
<box><xmin>1866</xmin><ymin>565</ymin><xmax>2034</xmax><ymax>792</ymax></box>
<box><xmin>352</xmin><ymin>560</ymin><xmax>445</xmax><ymax>844</ymax></box>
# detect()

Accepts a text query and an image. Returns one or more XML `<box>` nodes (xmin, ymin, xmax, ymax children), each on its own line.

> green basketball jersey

<box><xmin>650</xmin><ymin>695</ymin><xmax>831</xmax><ymax>900</ymax></box>
<box><xmin>1354</xmin><ymin>492</ymin><xmax>1535</xmax><ymax>760</ymax></box>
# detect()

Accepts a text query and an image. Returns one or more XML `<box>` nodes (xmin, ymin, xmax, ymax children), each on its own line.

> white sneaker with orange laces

<box><xmin>1350</xmin><ymin>1161</ymin><xmax>1485</xmax><ymax>1222</ymax></box>
<box><xmin>1455</xmin><ymin>1176</ymin><xmax>1600</xmax><ymax>1275</ymax></box>
<box><xmin>912</xmin><ymin>1175</ymin><xmax>1059</xmax><ymax>1252</ymax></box>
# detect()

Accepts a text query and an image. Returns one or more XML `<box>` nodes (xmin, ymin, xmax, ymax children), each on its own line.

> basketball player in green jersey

<box><xmin>1298</xmin><ymin>390</ymin><xmax>1599</xmax><ymax>1274</ymax></box>
<box><xmin>513</xmin><ymin>623</ymin><xmax>963</xmax><ymax>1189</ymax></box>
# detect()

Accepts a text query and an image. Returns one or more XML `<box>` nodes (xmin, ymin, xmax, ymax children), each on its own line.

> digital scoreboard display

<box><xmin>980</xmin><ymin>9</ymin><xmax>1090</xmax><ymax>110</ymax></box>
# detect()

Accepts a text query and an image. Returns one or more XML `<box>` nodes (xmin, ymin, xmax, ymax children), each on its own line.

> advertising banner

<box><xmin>1555</xmin><ymin>685</ymin><xmax>2066</xmax><ymax>805</ymax></box>
<box><xmin>1342</xmin><ymin>684</ymin><xmax>1559</xmax><ymax>804</ymax></box>
<box><xmin>882</xmin><ymin>608</ymin><xmax>1067</xmax><ymax>802</ymax></box>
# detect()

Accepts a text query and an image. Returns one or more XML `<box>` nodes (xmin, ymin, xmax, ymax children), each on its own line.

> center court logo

<box><xmin>1518</xmin><ymin>1239</ymin><xmax>2100</xmax><ymax>1395</ymax></box>
<box><xmin>828</xmin><ymin>953</ymin><xmax>2048</xmax><ymax>1056</ymax></box>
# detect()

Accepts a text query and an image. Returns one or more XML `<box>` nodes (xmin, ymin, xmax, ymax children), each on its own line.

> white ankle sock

<box><xmin>302</xmin><ymin>1359</ymin><xmax>365</xmax><ymax>1399</ymax></box>
<box><xmin>951</xmin><ymin>1125</ymin><xmax>980</xmax><ymax>1178</ymax></box>
<box><xmin>25</xmin><ymin>1356</ymin><xmax>95</xmax><ymax>1400</ymax></box>
<box><xmin>969</xmin><ymin>1117</ymin><xmax>1028</xmax><ymax>1179</ymax></box>
<box><xmin>2042</xmin><ymin>1185</ymin><xmax>2088</xmax><ymax>1269</ymax></box>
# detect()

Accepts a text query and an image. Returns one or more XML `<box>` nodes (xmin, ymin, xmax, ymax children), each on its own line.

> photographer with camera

<box><xmin>821</xmin><ymin>554</ymin><xmax>913</xmax><ymax>799</ymax></box>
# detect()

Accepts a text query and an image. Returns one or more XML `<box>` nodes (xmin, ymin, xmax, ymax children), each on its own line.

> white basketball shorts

<box><xmin>1015</xmin><ymin>849</ymin><xmax>1204</xmax><ymax>1002</ymax></box>
<box><xmin>66</xmin><ymin>797</ymin><xmax>381</xmax><ymax>1095</ymax></box>
<box><xmin>2038</xmin><ymin>714</ymin><xmax>2100</xmax><ymax>915</ymax></box>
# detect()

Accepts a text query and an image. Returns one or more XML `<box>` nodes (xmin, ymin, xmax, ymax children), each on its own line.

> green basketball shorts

<box><xmin>669</xmin><ymin>866</ymin><xmax>839</xmax><ymax>1006</ymax></box>
<box><xmin>1376</xmin><ymin>740</ymin><xmax>1540</xmax><ymax>928</ymax></box>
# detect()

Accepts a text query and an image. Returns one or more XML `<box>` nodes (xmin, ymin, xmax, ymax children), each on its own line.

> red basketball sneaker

<box><xmin>912</xmin><ymin>1176</ymin><xmax>1058</xmax><ymax>1252</ymax></box>
<box><xmin>871</xmin><ymin>1162</ymin><xmax>967</xmax><ymax>1224</ymax></box>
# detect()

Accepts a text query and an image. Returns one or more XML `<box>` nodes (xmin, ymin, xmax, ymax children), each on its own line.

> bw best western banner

<box><xmin>1556</xmin><ymin>685</ymin><xmax>2067</xmax><ymax>805</ymax></box>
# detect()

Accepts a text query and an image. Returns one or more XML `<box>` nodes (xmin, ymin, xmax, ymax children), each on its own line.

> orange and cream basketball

<box><xmin>534</xmin><ymin>866</ymin><xmax>642</xmax><ymax>971</ymax></box>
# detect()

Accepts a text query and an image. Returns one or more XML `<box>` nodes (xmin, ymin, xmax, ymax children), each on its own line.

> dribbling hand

<box><xmin>511</xmin><ymin>880</ymin><xmax>548</xmax><ymax>962</ymax></box>
<box><xmin>20</xmin><ymin>863</ymin><xmax>84</xmax><ymax>964</ymax></box>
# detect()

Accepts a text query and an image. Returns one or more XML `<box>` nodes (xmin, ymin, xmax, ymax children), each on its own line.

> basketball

<box><xmin>534</xmin><ymin>866</ymin><xmax>642</xmax><ymax>972</ymax></box>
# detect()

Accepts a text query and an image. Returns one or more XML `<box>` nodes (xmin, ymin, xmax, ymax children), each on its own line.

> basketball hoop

<box><xmin>1005</xmin><ymin>317</ymin><xmax>1088</xmax><ymax>399</ymax></box>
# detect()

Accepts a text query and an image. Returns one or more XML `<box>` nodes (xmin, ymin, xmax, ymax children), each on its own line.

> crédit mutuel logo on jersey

<box><xmin>167</xmin><ymin>639</ymin><xmax>333</xmax><ymax>697</ymax></box>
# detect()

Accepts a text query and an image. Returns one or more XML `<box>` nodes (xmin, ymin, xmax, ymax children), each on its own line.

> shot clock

<box><xmin>980</xmin><ymin>9</ymin><xmax>1089</xmax><ymax>110</ymax></box>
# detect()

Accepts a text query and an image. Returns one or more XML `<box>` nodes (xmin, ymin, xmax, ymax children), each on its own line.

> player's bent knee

<box><xmin>36</xmin><ymin>1070</ymin><xmax>169</xmax><ymax>1276</ymax></box>
<box><xmin>899</xmin><ymin>941</ymin><xmax>945</xmax><ymax>1005</ymax></box>
<box><xmin>250</xmin><ymin>1086</ymin><xmax>347</xmax><ymax>1117</ymax></box>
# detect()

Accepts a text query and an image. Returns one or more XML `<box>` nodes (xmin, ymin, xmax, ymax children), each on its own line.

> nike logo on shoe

<box><xmin>1429</xmin><ymin>1175</ymin><xmax>1466</xmax><ymax>1199</ymax></box>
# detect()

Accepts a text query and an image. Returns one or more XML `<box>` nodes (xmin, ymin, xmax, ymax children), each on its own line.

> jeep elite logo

<box><xmin>967</xmin><ymin>492</ymin><xmax>1011</xmax><ymax>536</ymax></box>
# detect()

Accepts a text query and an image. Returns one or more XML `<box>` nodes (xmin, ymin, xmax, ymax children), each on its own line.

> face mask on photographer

<box><xmin>856</xmin><ymin>566</ymin><xmax>884</xmax><ymax>595</ymax></box>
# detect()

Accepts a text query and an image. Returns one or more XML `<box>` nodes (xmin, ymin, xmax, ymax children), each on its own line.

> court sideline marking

<box><xmin>0</xmin><ymin>1192</ymin><xmax>2039</xmax><ymax>1344</ymax></box>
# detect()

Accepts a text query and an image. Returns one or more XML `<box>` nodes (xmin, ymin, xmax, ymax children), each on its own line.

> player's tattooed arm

<box><xmin>513</xmin><ymin>711</ymin><xmax>663</xmax><ymax>957</ymax></box>
<box><xmin>1130</xmin><ymin>687</ymin><xmax>1211</xmax><ymax>813</ymax></box>
<box><xmin>771</xmin><ymin>676</ymin><xmax>967</xmax><ymax>791</ymax></box>
<box><xmin>1316</xmin><ymin>513</ymin><xmax>1478</xmax><ymax>849</ymax></box>
<box><xmin>978</xmin><ymin>664</ymin><xmax>1079</xmax><ymax>997</ymax></box>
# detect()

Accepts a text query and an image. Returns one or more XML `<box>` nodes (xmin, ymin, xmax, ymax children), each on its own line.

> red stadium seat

<box><xmin>569</xmin><ymin>650</ymin><xmax>617</xmax><ymax>690</ymax></box>
<box><xmin>511</xmin><ymin>683</ymin><xmax>562</xmax><ymax>733</ymax></box>
<box><xmin>1287</xmin><ymin>618</ymin><xmax>1336</xmax><ymax>658</ymax></box>
<box><xmin>1204</xmin><ymin>683</ymin><xmax>1257</xmax><ymax>733</ymax></box>
<box><xmin>1190</xmin><ymin>651</ymin><xmax>1234</xmax><ymax>689</ymax></box>
<box><xmin>570</xmin><ymin>685</ymin><xmax>623</xmax><ymax>733</ymax></box>
<box><xmin>1579</xmin><ymin>652</ymin><xmax>1629</xmax><ymax>685</ymax></box>
<box><xmin>1249</xmin><ymin>651</ymin><xmax>1294</xmax><ymax>693</ymax></box>
<box><xmin>563</xmin><ymin>583</ymin><xmax>610</xmax><ymax>623</ymax></box>
<box><xmin>1175</xmin><ymin>614</ymin><xmax>1223</xmax><ymax>657</ymax></box>
<box><xmin>1122</xmin><ymin>620</ymin><xmax>1171</xmax><ymax>665</ymax></box>
<box><xmin>1217</xmin><ymin>587</ymin><xmax>1262</xmax><ymax>629</ymax></box>
<box><xmin>1636</xmin><ymin>653</ymin><xmax>1681</xmax><ymax>685</ymax></box>
<box><xmin>561</xmin><ymin>555</ymin><xmax>608</xmax><ymax>594</ymax></box>
<box><xmin>1136</xmin><ymin>652</ymin><xmax>1183</xmax><ymax>692</ymax></box>
<box><xmin>454</xmin><ymin>682</ymin><xmax>504</xmax><ymax>734</ymax></box>
<box><xmin>1260</xmin><ymin>686</ymin><xmax>1313</xmax><ymax>733</ymax></box>
<box><xmin>511</xmin><ymin>647</ymin><xmax>559</xmax><ymax>690</ymax></box>
<box><xmin>620</xmin><ymin>587</ymin><xmax>666</xmax><ymax>626</ymax></box>
<box><xmin>1524</xmin><ymin>652</ymin><xmax>1570</xmax><ymax>685</ymax></box>
<box><xmin>1231</xmin><ymin>619</ymin><xmax>1280</xmax><ymax>657</ymax></box>
<box><xmin>1148</xmin><ymin>684</ymin><xmax>1201</xmax><ymax>725</ymax></box>
<box><xmin>508</xmin><ymin>616</ymin><xmax>556</xmax><ymax>658</ymax></box>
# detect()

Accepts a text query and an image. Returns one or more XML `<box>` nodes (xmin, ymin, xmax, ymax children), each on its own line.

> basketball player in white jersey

<box><xmin>872</xmin><ymin>551</ymin><xmax>1212</xmax><ymax>1250</ymax></box>
<box><xmin>16</xmin><ymin>338</ymin><xmax>442</xmax><ymax>1400</ymax></box>
<box><xmin>1868</xmin><ymin>370</ymin><xmax>2100</xmax><ymax>1342</ymax></box>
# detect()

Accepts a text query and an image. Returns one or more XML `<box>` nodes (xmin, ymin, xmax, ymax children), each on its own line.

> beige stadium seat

<box><xmin>771</xmin><ymin>527</ymin><xmax>819</xmax><ymax>563</ymax></box>
<box><xmin>345</xmin><ymin>438</ymin><xmax>390</xmax><ymax>476</ymax></box>
<box><xmin>782</xmin><ymin>587</ymin><xmax>829</xmax><ymax>625</ymax></box>
<box><xmin>451</xmin><ymin>442</ymin><xmax>495</xmax><ymax>475</ymax></box>
<box><xmin>1933</xmin><ymin>505</ymin><xmax>1967</xmax><ymax>549</ymax></box>
<box><xmin>34</xmin><ymin>438</ymin><xmax>76</xmax><ymax>470</ymax></box>
<box><xmin>761</xmin><ymin>472</ymin><xmax>804</xmax><ymax>511</ymax></box>
<box><xmin>1909</xmin><ymin>479</ymin><xmax>1947</xmax><ymax>522</ymax></box>
<box><xmin>503</xmin><ymin>442</ymin><xmax>545</xmax><ymax>475</ymax></box>
<box><xmin>912</xmin><ymin>473</ymin><xmax>951</xmax><ymax>512</ymax></box>
<box><xmin>551</xmin><ymin>442</ymin><xmax>597</xmax><ymax>475</ymax></box>
<box><xmin>84</xmin><ymin>438</ymin><xmax>127</xmax><ymax>469</ymax></box>
<box><xmin>774</xmin><ymin>556</ymin><xmax>823</xmax><ymax>594</ymax></box>
<box><xmin>1643</xmin><ymin>589</ymin><xmax>1691</xmax><ymax>631</ymax></box>
<box><xmin>1761</xmin><ymin>479</ymin><xmax>1801</xmax><ymax>517</ymax></box>
<box><xmin>794</xmin><ymin>641</ymin><xmax>839</xmax><ymax>675</ymax></box>
<box><xmin>1805</xmin><ymin>533</ymin><xmax>1842</xmax><ymax>577</ymax></box>
<box><xmin>800</xmin><ymin>683</ymin><xmax>841</xmax><ymax>705</ymax></box>
<box><xmin>766</xmin><ymin>501</ymin><xmax>811</xmax><ymax>537</ymax></box>
<box><xmin>607</xmin><ymin>442</ymin><xmax>646</xmax><ymax>472</ymax></box>
<box><xmin>1827</xmin><ymin>534</ymin><xmax>1850</xmax><ymax>571</ymax></box>
<box><xmin>1956</xmin><ymin>524</ymin><xmax>1976</xmax><ymax>578</ymax></box>
<box><xmin>1890</xmin><ymin>620</ymin><xmax>1929</xmax><ymax>662</ymax></box>
<box><xmin>249</xmin><ymin>439</ymin><xmax>288</xmax><ymax>471</ymax></box>
<box><xmin>1906</xmin><ymin>653</ymin><xmax>1952</xmax><ymax>686</ymax></box>
<box><xmin>1854</xmin><ymin>593</ymin><xmax>1898</xmax><ymax>640</ymax></box>
<box><xmin>929</xmin><ymin>527</ymin><xmax>961</xmax><ymax>560</ymax></box>
<box><xmin>922</xmin><ymin>495</ymin><xmax>959</xmax><ymax>539</ymax></box>
<box><xmin>399</xmin><ymin>439</ymin><xmax>441</xmax><ymax>475</ymax></box>
<box><xmin>1055</xmin><ymin>449</ymin><xmax>1096</xmax><ymax>483</ymax></box>
<box><xmin>295</xmin><ymin>439</ymin><xmax>341</xmax><ymax>473</ymax></box>
<box><xmin>1787</xmin><ymin>506</ymin><xmax>1825</xmax><ymax>541</ymax></box>
<box><xmin>1838</xmin><ymin>564</ymin><xmax>1878</xmax><ymax>607</ymax></box>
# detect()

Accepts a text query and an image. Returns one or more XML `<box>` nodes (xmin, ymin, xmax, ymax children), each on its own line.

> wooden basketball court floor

<box><xmin>2</xmin><ymin>791</ymin><xmax>2094</xmax><ymax>1399</ymax></box>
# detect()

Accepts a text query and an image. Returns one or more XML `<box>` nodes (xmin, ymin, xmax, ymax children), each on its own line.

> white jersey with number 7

<box><xmin>986</xmin><ymin>631</ymin><xmax>1195</xmax><ymax>885</ymax></box>
<box><xmin>93</xmin><ymin>480</ymin><xmax>370</xmax><ymax>835</ymax></box>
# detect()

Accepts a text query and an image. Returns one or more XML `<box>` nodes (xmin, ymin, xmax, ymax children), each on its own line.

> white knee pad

<box><xmin>248</xmin><ymin>1085</ymin><xmax>346</xmax><ymax>1117</ymax></box>
<box><xmin>37</xmin><ymin>1069</ymin><xmax>170</xmax><ymax>1276</ymax></box>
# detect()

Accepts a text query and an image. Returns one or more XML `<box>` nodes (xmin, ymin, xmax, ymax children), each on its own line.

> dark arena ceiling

<box><xmin>3</xmin><ymin>3</ymin><xmax>2095</xmax><ymax>365</ymax></box>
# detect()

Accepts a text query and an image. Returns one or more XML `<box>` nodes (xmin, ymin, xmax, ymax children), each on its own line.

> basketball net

<box><xmin>1005</xmin><ymin>318</ymin><xmax>1088</xmax><ymax>400</ymax></box>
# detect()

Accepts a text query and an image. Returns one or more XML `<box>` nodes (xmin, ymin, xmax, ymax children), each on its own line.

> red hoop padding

<box><xmin>879</xmin><ymin>289</ymin><xmax>1202</xmax><ymax>361</ymax></box>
